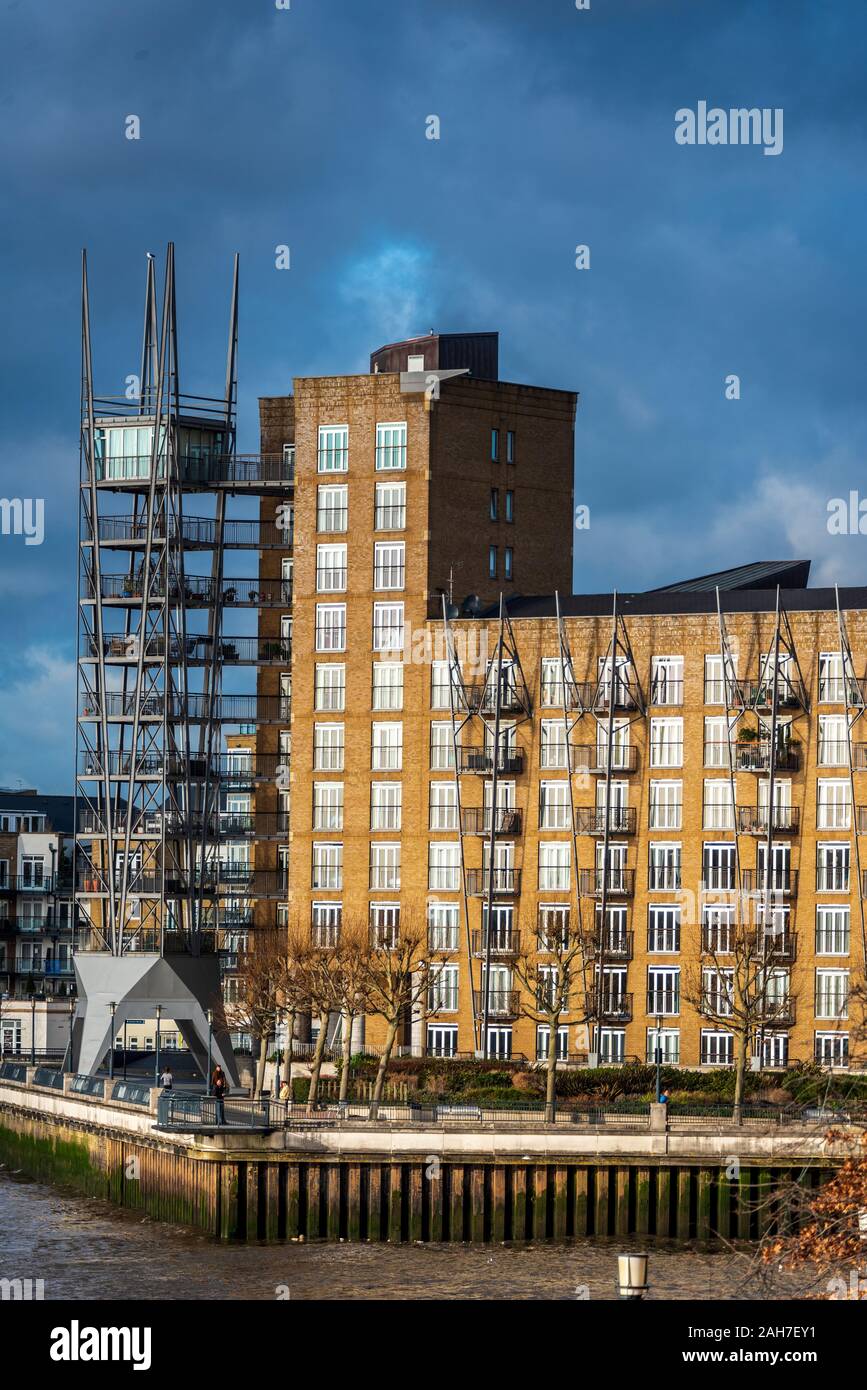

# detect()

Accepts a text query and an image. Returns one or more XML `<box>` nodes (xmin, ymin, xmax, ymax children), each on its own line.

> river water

<box><xmin>0</xmin><ymin>1168</ymin><xmax>818</xmax><ymax>1301</ymax></box>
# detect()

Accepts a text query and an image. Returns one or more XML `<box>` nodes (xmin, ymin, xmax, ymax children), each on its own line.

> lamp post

<box><xmin>30</xmin><ymin>992</ymin><xmax>36</xmax><ymax>1064</ymax></box>
<box><xmin>66</xmin><ymin>998</ymin><xmax>75</xmax><ymax>1074</ymax></box>
<box><xmin>616</xmin><ymin>1253</ymin><xmax>649</xmax><ymax>1300</ymax></box>
<box><xmin>122</xmin><ymin>1019</ymin><xmax>128</xmax><ymax>1080</ymax></box>
<box><xmin>206</xmin><ymin>1008</ymin><xmax>213</xmax><ymax>1094</ymax></box>
<box><xmin>154</xmin><ymin>1004</ymin><xmax>162</xmax><ymax>1086</ymax></box>
<box><xmin>654</xmin><ymin>1013</ymin><xmax>664</xmax><ymax>1102</ymax></box>
<box><xmin>108</xmin><ymin>1001</ymin><xmax>116</xmax><ymax>1079</ymax></box>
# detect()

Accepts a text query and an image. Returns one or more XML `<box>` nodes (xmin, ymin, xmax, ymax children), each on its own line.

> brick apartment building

<box><xmin>248</xmin><ymin>333</ymin><xmax>864</xmax><ymax>1071</ymax></box>
<box><xmin>0</xmin><ymin>791</ymin><xmax>77</xmax><ymax>1012</ymax></box>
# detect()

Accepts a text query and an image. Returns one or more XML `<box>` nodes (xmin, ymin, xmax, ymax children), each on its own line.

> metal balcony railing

<box><xmin>574</xmin><ymin>807</ymin><xmax>636</xmax><ymax>835</ymax></box>
<box><xmin>84</xmin><ymin>635</ymin><xmax>292</xmax><ymax>666</ymax></box>
<box><xmin>584</xmin><ymin>931</ymin><xmax>634</xmax><ymax>961</ymax></box>
<box><xmin>576</xmin><ymin>680</ymin><xmax>638</xmax><ymax>712</ymax></box>
<box><xmin>648</xmin><ymin>864</ymin><xmax>681</xmax><ymax>891</ymax></box>
<box><xmin>752</xmin><ymin>932</ymin><xmax>798</xmax><ymax>963</ymax></box>
<box><xmin>648</xmin><ymin>678</ymin><xmax>684</xmax><ymax>707</ymax></box>
<box><xmin>311</xmin><ymin>923</ymin><xmax>342</xmax><ymax>948</ymax></box>
<box><xmin>733</xmin><ymin>740</ymin><xmax>800</xmax><ymax>772</ymax></box>
<box><xmin>815</xmin><ymin>992</ymin><xmax>849</xmax><ymax>1020</ymax></box>
<box><xmin>93</xmin><ymin>513</ymin><xmax>292</xmax><ymax>550</ymax></box>
<box><xmin>585</xmin><ymin>991</ymin><xmax>633</xmax><ymax>1023</ymax></box>
<box><xmin>745</xmin><ymin>678</ymin><xmax>807</xmax><ymax>711</ymax></box>
<box><xmin>459</xmin><ymin>748</ymin><xmax>524</xmax><ymax>775</ymax></box>
<box><xmin>466</xmin><ymin>680</ymin><xmax>528</xmax><ymax>716</ymax></box>
<box><xmin>701</xmin><ymin>927</ymin><xmax>734</xmax><ymax>954</ymax></box>
<box><xmin>471</xmin><ymin>930</ymin><xmax>521</xmax><ymax>957</ymax></box>
<box><xmin>465</xmin><ymin>868</ymin><xmax>522</xmax><ymax>897</ymax></box>
<box><xmin>473</xmin><ymin>989</ymin><xmax>521</xmax><ymax>1019</ymax></box>
<box><xmin>741</xmin><ymin>869</ymin><xmax>799</xmax><ymax>897</ymax></box>
<box><xmin>818</xmin><ymin>677</ymin><xmax>867</xmax><ymax>706</ymax></box>
<box><xmin>736</xmin><ymin>805</ymin><xmax>800</xmax><ymax>834</ymax></box>
<box><xmin>536</xmin><ymin>911</ymin><xmax>571</xmax><ymax>952</ymax></box>
<box><xmin>761</xmin><ymin>996</ymin><xmax>797</xmax><ymax>1027</ymax></box>
<box><xmin>571</xmin><ymin>745</ymin><xmax>638</xmax><ymax>774</ymax></box>
<box><xmin>647</xmin><ymin>990</ymin><xmax>681</xmax><ymax>1016</ymax></box>
<box><xmin>578</xmin><ymin>869</ymin><xmax>635</xmax><ymax>897</ymax></box>
<box><xmin>92</xmin><ymin>574</ymin><xmax>292</xmax><ymax>607</ymax></box>
<box><xmin>460</xmin><ymin>807</ymin><xmax>523</xmax><ymax>836</ymax></box>
<box><xmin>95</xmin><ymin>453</ymin><xmax>293</xmax><ymax>487</ymax></box>
<box><xmin>817</xmin><ymin>866</ymin><xmax>851</xmax><ymax>892</ymax></box>
<box><xmin>698</xmin><ymin>991</ymin><xmax>733</xmax><ymax>1019</ymax></box>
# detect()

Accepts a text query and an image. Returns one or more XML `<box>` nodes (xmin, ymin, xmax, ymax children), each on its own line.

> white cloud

<box><xmin>0</xmin><ymin>646</ymin><xmax>76</xmax><ymax>792</ymax></box>
<box><xmin>339</xmin><ymin>242</ymin><xmax>436</xmax><ymax>344</ymax></box>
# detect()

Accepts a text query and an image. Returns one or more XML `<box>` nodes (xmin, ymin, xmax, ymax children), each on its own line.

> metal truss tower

<box><xmin>72</xmin><ymin>245</ymin><xmax>293</xmax><ymax>1080</ymax></box>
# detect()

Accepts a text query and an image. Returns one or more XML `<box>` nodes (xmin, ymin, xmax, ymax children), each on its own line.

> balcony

<box><xmin>571</xmin><ymin>745</ymin><xmax>638</xmax><ymax>774</ymax></box>
<box><xmin>575</xmin><ymin>680</ymin><xmax>639</xmax><ymax>712</ymax></box>
<box><xmin>734</xmin><ymin>739</ymin><xmax>800</xmax><ymax>772</ymax></box>
<box><xmin>818</xmin><ymin>677</ymin><xmax>867</xmax><ymax>707</ymax></box>
<box><xmin>93</xmin><ymin>574</ymin><xmax>292</xmax><ymax>608</ymax></box>
<box><xmin>460</xmin><ymin>807</ymin><xmax>523</xmax><ymax>837</ymax></box>
<box><xmin>471</xmin><ymin>930</ymin><xmax>521</xmax><ymax>958</ymax></box>
<box><xmin>741</xmin><ymin>869</ymin><xmax>799</xmax><ymax>897</ymax></box>
<box><xmin>752</xmin><ymin>931</ymin><xmax>798</xmax><ymax>963</ymax></box>
<box><xmin>536</xmin><ymin>910</ymin><xmax>571</xmax><ymax>952</ymax></box>
<box><xmin>761</xmin><ymin>996</ymin><xmax>797</xmax><ymax>1028</ymax></box>
<box><xmin>574</xmin><ymin>807</ymin><xmax>636</xmax><ymax>836</ymax></box>
<box><xmin>579</xmin><ymin>869</ymin><xmax>635</xmax><ymax>898</ymax></box>
<box><xmin>465</xmin><ymin>868</ymin><xmax>522</xmax><ymax>897</ymax></box>
<box><xmin>473</xmin><ymin>989</ymin><xmax>520</xmax><ymax>1020</ymax></box>
<box><xmin>584</xmin><ymin>991</ymin><xmax>633</xmax><ymax>1023</ymax></box>
<box><xmin>459</xmin><ymin>748</ymin><xmax>524</xmax><ymax>776</ymax></box>
<box><xmin>466</xmin><ymin>680</ymin><xmax>529</xmax><ymax>716</ymax></box>
<box><xmin>583</xmin><ymin>930</ymin><xmax>634</xmax><ymax>962</ymax></box>
<box><xmin>736</xmin><ymin>805</ymin><xmax>800</xmax><ymax>835</ymax></box>
<box><xmin>95</xmin><ymin>452</ymin><xmax>294</xmax><ymax>491</ymax></box>
<box><xmin>745</xmin><ymin>678</ymin><xmax>807</xmax><ymax>712</ymax></box>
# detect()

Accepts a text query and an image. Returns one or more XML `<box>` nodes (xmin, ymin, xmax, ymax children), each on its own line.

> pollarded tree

<box><xmin>359</xmin><ymin>908</ymin><xmax>438</xmax><ymax>1118</ymax></box>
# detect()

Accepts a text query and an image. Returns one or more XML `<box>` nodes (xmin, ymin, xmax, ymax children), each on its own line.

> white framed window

<box><xmin>540</xmin><ymin>719</ymin><xmax>567</xmax><ymax>769</ymax></box>
<box><xmin>427</xmin><ymin>1024</ymin><xmax>458</xmax><ymax>1057</ymax></box>
<box><xmin>311</xmin><ymin>901</ymin><xmax>342</xmax><ymax>947</ymax></box>
<box><xmin>818</xmin><ymin>714</ymin><xmax>847</xmax><ymax>767</ymax></box>
<box><xmin>428</xmin><ymin>842</ymin><xmax>461</xmax><ymax>892</ymax></box>
<box><xmin>702</xmin><ymin>842</ymin><xmax>736</xmax><ymax>891</ymax></box>
<box><xmin>818</xmin><ymin>779</ymin><xmax>851</xmax><ymax>830</ymax></box>
<box><xmin>372</xmin><ymin>662</ymin><xmax>404</xmax><ymax>711</ymax></box>
<box><xmin>816</xmin><ymin>906</ymin><xmax>850</xmax><ymax>956</ymax></box>
<box><xmin>316</xmin><ymin>543</ymin><xmax>347</xmax><ymax>593</ymax></box>
<box><xmin>703</xmin><ymin>779</ymin><xmax>734</xmax><ymax>830</ymax></box>
<box><xmin>599</xmin><ymin>1028</ymin><xmax>625</xmax><ymax>1064</ymax></box>
<box><xmin>375</xmin><ymin>421</ymin><xmax>407</xmax><ymax>471</ymax></box>
<box><xmin>705</xmin><ymin>653</ymin><xmax>737</xmax><ymax>706</ymax></box>
<box><xmin>818</xmin><ymin>652</ymin><xmax>851</xmax><ymax>704</ymax></box>
<box><xmin>317</xmin><ymin>483</ymin><xmax>348</xmax><ymax>532</ymax></box>
<box><xmin>314</xmin><ymin>663</ymin><xmax>345</xmax><ymax>712</ymax></box>
<box><xmin>649</xmin><ymin>780</ymin><xmax>682</xmax><ymax>830</ymax></box>
<box><xmin>373</xmin><ymin>601</ymin><xmax>404</xmax><ymax>653</ymax></box>
<box><xmin>371</xmin><ymin>721</ymin><xmax>403</xmax><ymax>771</ymax></box>
<box><xmin>648</xmin><ymin>905</ymin><xmax>680</xmax><ymax>953</ymax></box>
<box><xmin>374</xmin><ymin>541</ymin><xmax>405</xmax><ymax>591</ymax></box>
<box><xmin>312</xmin><ymin>842</ymin><xmax>342</xmax><ymax>890</ymax></box>
<box><xmin>538</xmin><ymin>841</ymin><xmax>570</xmax><ymax>892</ymax></box>
<box><xmin>701</xmin><ymin>1030</ymin><xmax>734</xmax><ymax>1065</ymax></box>
<box><xmin>428</xmin><ymin>903</ymin><xmax>459</xmax><ymax>951</ymax></box>
<box><xmin>536</xmin><ymin>1025</ymin><xmax>569</xmax><ymax>1062</ymax></box>
<box><xmin>370</xmin><ymin>842</ymin><xmax>401</xmax><ymax>891</ymax></box>
<box><xmin>703</xmin><ymin>716</ymin><xmax>730</xmax><ymax>768</ymax></box>
<box><xmin>647</xmin><ymin>1028</ymin><xmax>680</xmax><ymax>1064</ymax></box>
<box><xmin>815</xmin><ymin>1031</ymin><xmax>849</xmax><ymax>1067</ymax></box>
<box><xmin>649</xmin><ymin>842</ymin><xmax>681</xmax><ymax>891</ymax></box>
<box><xmin>428</xmin><ymin>963</ymin><xmax>459</xmax><ymax>1014</ymax></box>
<box><xmin>649</xmin><ymin>965</ymin><xmax>681</xmax><ymax>1015</ymax></box>
<box><xmin>313</xmin><ymin>723</ymin><xmax>344</xmax><ymax>771</ymax></box>
<box><xmin>540</xmin><ymin>656</ymin><xmax>572</xmax><ymax>708</ymax></box>
<box><xmin>539</xmin><ymin>780</ymin><xmax>570</xmax><ymax>831</ymax></box>
<box><xmin>701</xmin><ymin>966</ymin><xmax>733</xmax><ymax>1017</ymax></box>
<box><xmin>315</xmin><ymin>602</ymin><xmax>346</xmax><ymax>652</ymax></box>
<box><xmin>816</xmin><ymin>969</ymin><xmax>849</xmax><ymax>1020</ymax></box>
<box><xmin>817</xmin><ymin>842</ymin><xmax>850</xmax><ymax>892</ymax></box>
<box><xmin>375</xmin><ymin>480</ymin><xmax>406</xmax><ymax>530</ymax></box>
<box><xmin>313</xmin><ymin>782</ymin><xmax>343</xmax><ymax>831</ymax></box>
<box><xmin>702</xmin><ymin>904</ymin><xmax>735</xmax><ymax>953</ymax></box>
<box><xmin>650</xmin><ymin>656</ymin><xmax>684</xmax><ymax>706</ymax></box>
<box><xmin>429</xmin><ymin>782</ymin><xmax>458</xmax><ymax>831</ymax></box>
<box><xmin>371</xmin><ymin>782</ymin><xmax>402</xmax><ymax>831</ymax></box>
<box><xmin>430</xmin><ymin>661</ymin><xmax>452</xmax><ymax>710</ymax></box>
<box><xmin>650</xmin><ymin>717</ymin><xmax>683</xmax><ymax>768</ymax></box>
<box><xmin>318</xmin><ymin>424</ymin><xmax>348</xmax><ymax>472</ymax></box>
<box><xmin>370</xmin><ymin>902</ymin><xmax>401</xmax><ymax>949</ymax></box>
<box><xmin>430</xmin><ymin>721</ymin><xmax>456</xmax><ymax>771</ymax></box>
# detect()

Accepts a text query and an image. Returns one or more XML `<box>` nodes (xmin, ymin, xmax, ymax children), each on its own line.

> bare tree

<box><xmin>513</xmin><ymin>907</ymin><xmax>593</xmax><ymax>1122</ymax></box>
<box><xmin>226</xmin><ymin>927</ymin><xmax>286</xmax><ymax>1097</ymax></box>
<box><xmin>359</xmin><ymin>909</ymin><xmax>437</xmax><ymax>1118</ymax></box>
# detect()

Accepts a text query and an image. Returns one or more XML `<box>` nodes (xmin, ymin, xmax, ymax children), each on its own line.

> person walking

<box><xmin>658</xmin><ymin>1086</ymin><xmax>671</xmax><ymax>1107</ymax></box>
<box><xmin>160</xmin><ymin>1065</ymin><xmax>173</xmax><ymax>1090</ymax></box>
<box><xmin>211</xmin><ymin>1065</ymin><xmax>228</xmax><ymax>1125</ymax></box>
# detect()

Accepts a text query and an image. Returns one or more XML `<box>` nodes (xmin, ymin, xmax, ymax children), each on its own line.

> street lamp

<box><xmin>154</xmin><ymin>1004</ymin><xmax>162</xmax><ymax>1086</ymax></box>
<box><xmin>108</xmin><ymin>1001</ymin><xmax>116</xmax><ymax>1079</ymax></box>
<box><xmin>616</xmin><ymin>1253</ymin><xmax>649</xmax><ymax>1300</ymax></box>
<box><xmin>654</xmin><ymin>1013</ymin><xmax>665</xmax><ymax>1102</ymax></box>
<box><xmin>66</xmin><ymin>998</ymin><xmax>75</xmax><ymax>1074</ymax></box>
<box><xmin>122</xmin><ymin>1019</ymin><xmax>128</xmax><ymax>1080</ymax></box>
<box><xmin>206</xmin><ymin>1008</ymin><xmax>213</xmax><ymax>1094</ymax></box>
<box><xmin>29</xmin><ymin>992</ymin><xmax>36</xmax><ymax>1064</ymax></box>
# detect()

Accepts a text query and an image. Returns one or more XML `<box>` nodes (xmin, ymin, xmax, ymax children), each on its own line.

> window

<box><xmin>540</xmin><ymin>719</ymin><xmax>567</xmax><ymax>769</ymax></box>
<box><xmin>372</xmin><ymin>662</ymin><xmax>403</xmax><ymax>711</ymax></box>
<box><xmin>539</xmin><ymin>780</ymin><xmax>570</xmax><ymax>831</ymax></box>
<box><xmin>429</xmin><ymin>782</ymin><xmax>458</xmax><ymax>831</ymax></box>
<box><xmin>371</xmin><ymin>722</ymin><xmax>402</xmax><ymax>771</ymax></box>
<box><xmin>375</xmin><ymin>480</ymin><xmax>406</xmax><ymax>530</ymax></box>
<box><xmin>318</xmin><ymin>424</ymin><xmax>348</xmax><ymax>472</ymax></box>
<box><xmin>539</xmin><ymin>842</ymin><xmax>570</xmax><ymax>892</ymax></box>
<box><xmin>313</xmin><ymin>783</ymin><xmax>343</xmax><ymax>831</ymax></box>
<box><xmin>430</xmin><ymin>661</ymin><xmax>454</xmax><ymax>710</ymax></box>
<box><xmin>818</xmin><ymin>714</ymin><xmax>847</xmax><ymax>767</ymax></box>
<box><xmin>504</xmin><ymin>547</ymin><xmax>513</xmax><ymax>581</ymax></box>
<box><xmin>650</xmin><ymin>717</ymin><xmax>683</xmax><ymax>768</ymax></box>
<box><xmin>648</xmin><ymin>843</ymin><xmax>681</xmax><ymax>891</ymax></box>
<box><xmin>701</xmin><ymin>1031</ymin><xmax>734</xmax><ymax>1065</ymax></box>
<box><xmin>647</xmin><ymin>1028</ymin><xmax>680</xmax><ymax>1064</ymax></box>
<box><xmin>649</xmin><ymin>780</ymin><xmax>682</xmax><ymax>830</ymax></box>
<box><xmin>316</xmin><ymin>543</ymin><xmax>347</xmax><ymax>592</ymax></box>
<box><xmin>818</xmin><ymin>652</ymin><xmax>851</xmax><ymax>704</ymax></box>
<box><xmin>704</xmin><ymin>653</ymin><xmax>737</xmax><ymax>705</ymax></box>
<box><xmin>317</xmin><ymin>483</ymin><xmax>348</xmax><ymax>532</ymax></box>
<box><xmin>370</xmin><ymin>903</ymin><xmax>401</xmax><ymax>949</ymax></box>
<box><xmin>375</xmin><ymin>421</ymin><xmax>406</xmax><ymax>471</ymax></box>
<box><xmin>315</xmin><ymin>603</ymin><xmax>346</xmax><ymax>652</ymax></box>
<box><xmin>540</xmin><ymin>657</ymin><xmax>565</xmax><ymax>708</ymax></box>
<box><xmin>490</xmin><ymin>488</ymin><xmax>499</xmax><ymax>521</ymax></box>
<box><xmin>428</xmin><ymin>903</ymin><xmax>459</xmax><ymax>951</ymax></box>
<box><xmin>650</xmin><ymin>656</ymin><xmax>683</xmax><ymax>706</ymax></box>
<box><xmin>536</xmin><ymin>1025</ymin><xmax>569</xmax><ymax>1062</ymax></box>
<box><xmin>488</xmin><ymin>546</ymin><xmax>497</xmax><ymax>579</ymax></box>
<box><xmin>374</xmin><ymin>541</ymin><xmax>405</xmax><ymax>591</ymax></box>
<box><xmin>703</xmin><ymin>779</ymin><xmax>734</xmax><ymax>830</ymax></box>
<box><xmin>428</xmin><ymin>1024</ymin><xmax>458</xmax><ymax>1058</ymax></box>
<box><xmin>816</xmin><ymin>906</ymin><xmax>850</xmax><ymax>955</ymax></box>
<box><xmin>506</xmin><ymin>430</ymin><xmax>515</xmax><ymax>464</ymax></box>
<box><xmin>371</xmin><ymin>782</ymin><xmax>402</xmax><ymax>831</ymax></box>
<box><xmin>815</xmin><ymin>1032</ymin><xmax>849</xmax><ymax>1067</ymax></box>
<box><xmin>428</xmin><ymin>963</ymin><xmax>459</xmax><ymax>1014</ymax></box>
<box><xmin>599</xmin><ymin>1029</ymin><xmax>625</xmax><ymax>1064</ymax></box>
<box><xmin>373</xmin><ymin>602</ymin><xmax>404</xmax><ymax>653</ymax></box>
<box><xmin>648</xmin><ymin>966</ymin><xmax>680</xmax><ymax>1015</ymax></box>
<box><xmin>505</xmin><ymin>490</ymin><xmax>514</xmax><ymax>523</ymax></box>
<box><xmin>703</xmin><ymin>905</ymin><xmax>735</xmax><ymax>953</ymax></box>
<box><xmin>702</xmin><ymin>842</ymin><xmax>736</xmax><ymax>891</ymax></box>
<box><xmin>702</xmin><ymin>966</ymin><xmax>733</xmax><ymax>1017</ymax></box>
<box><xmin>818</xmin><ymin>779</ymin><xmax>851</xmax><ymax>830</ymax></box>
<box><xmin>370</xmin><ymin>843</ymin><xmax>400</xmax><ymax>891</ymax></box>
<box><xmin>313</xmin><ymin>724</ymin><xmax>344</xmax><ymax>771</ymax></box>
<box><xmin>312</xmin><ymin>842</ymin><xmax>342</xmax><ymax>890</ymax></box>
<box><xmin>817</xmin><ymin>842</ymin><xmax>850</xmax><ymax>892</ymax></box>
<box><xmin>491</xmin><ymin>428</ymin><xmax>499</xmax><ymax>461</ymax></box>
<box><xmin>763</xmin><ymin>1033</ymin><xmax>789</xmax><ymax>1069</ymax></box>
<box><xmin>428</xmin><ymin>843</ymin><xmax>461</xmax><ymax>892</ymax></box>
<box><xmin>314</xmin><ymin>664</ymin><xmax>345</xmax><ymax>712</ymax></box>
<box><xmin>407</xmin><ymin>354</ymin><xmax>425</xmax><ymax>373</ymax></box>
<box><xmin>816</xmin><ymin>969</ymin><xmax>849</xmax><ymax>1020</ymax></box>
<box><xmin>430</xmin><ymin>721</ymin><xmax>456</xmax><ymax>771</ymax></box>
<box><xmin>311</xmin><ymin>902</ymin><xmax>342</xmax><ymax>948</ymax></box>
<box><xmin>648</xmin><ymin>905</ymin><xmax>680</xmax><ymax>953</ymax></box>
<box><xmin>703</xmin><ymin>716</ymin><xmax>730</xmax><ymax>768</ymax></box>
<box><xmin>595</xmin><ymin>904</ymin><xmax>629</xmax><ymax>955</ymax></box>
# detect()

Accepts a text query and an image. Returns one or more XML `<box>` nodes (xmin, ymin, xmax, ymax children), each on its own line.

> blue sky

<box><xmin>1</xmin><ymin>0</ymin><xmax>866</xmax><ymax>792</ymax></box>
